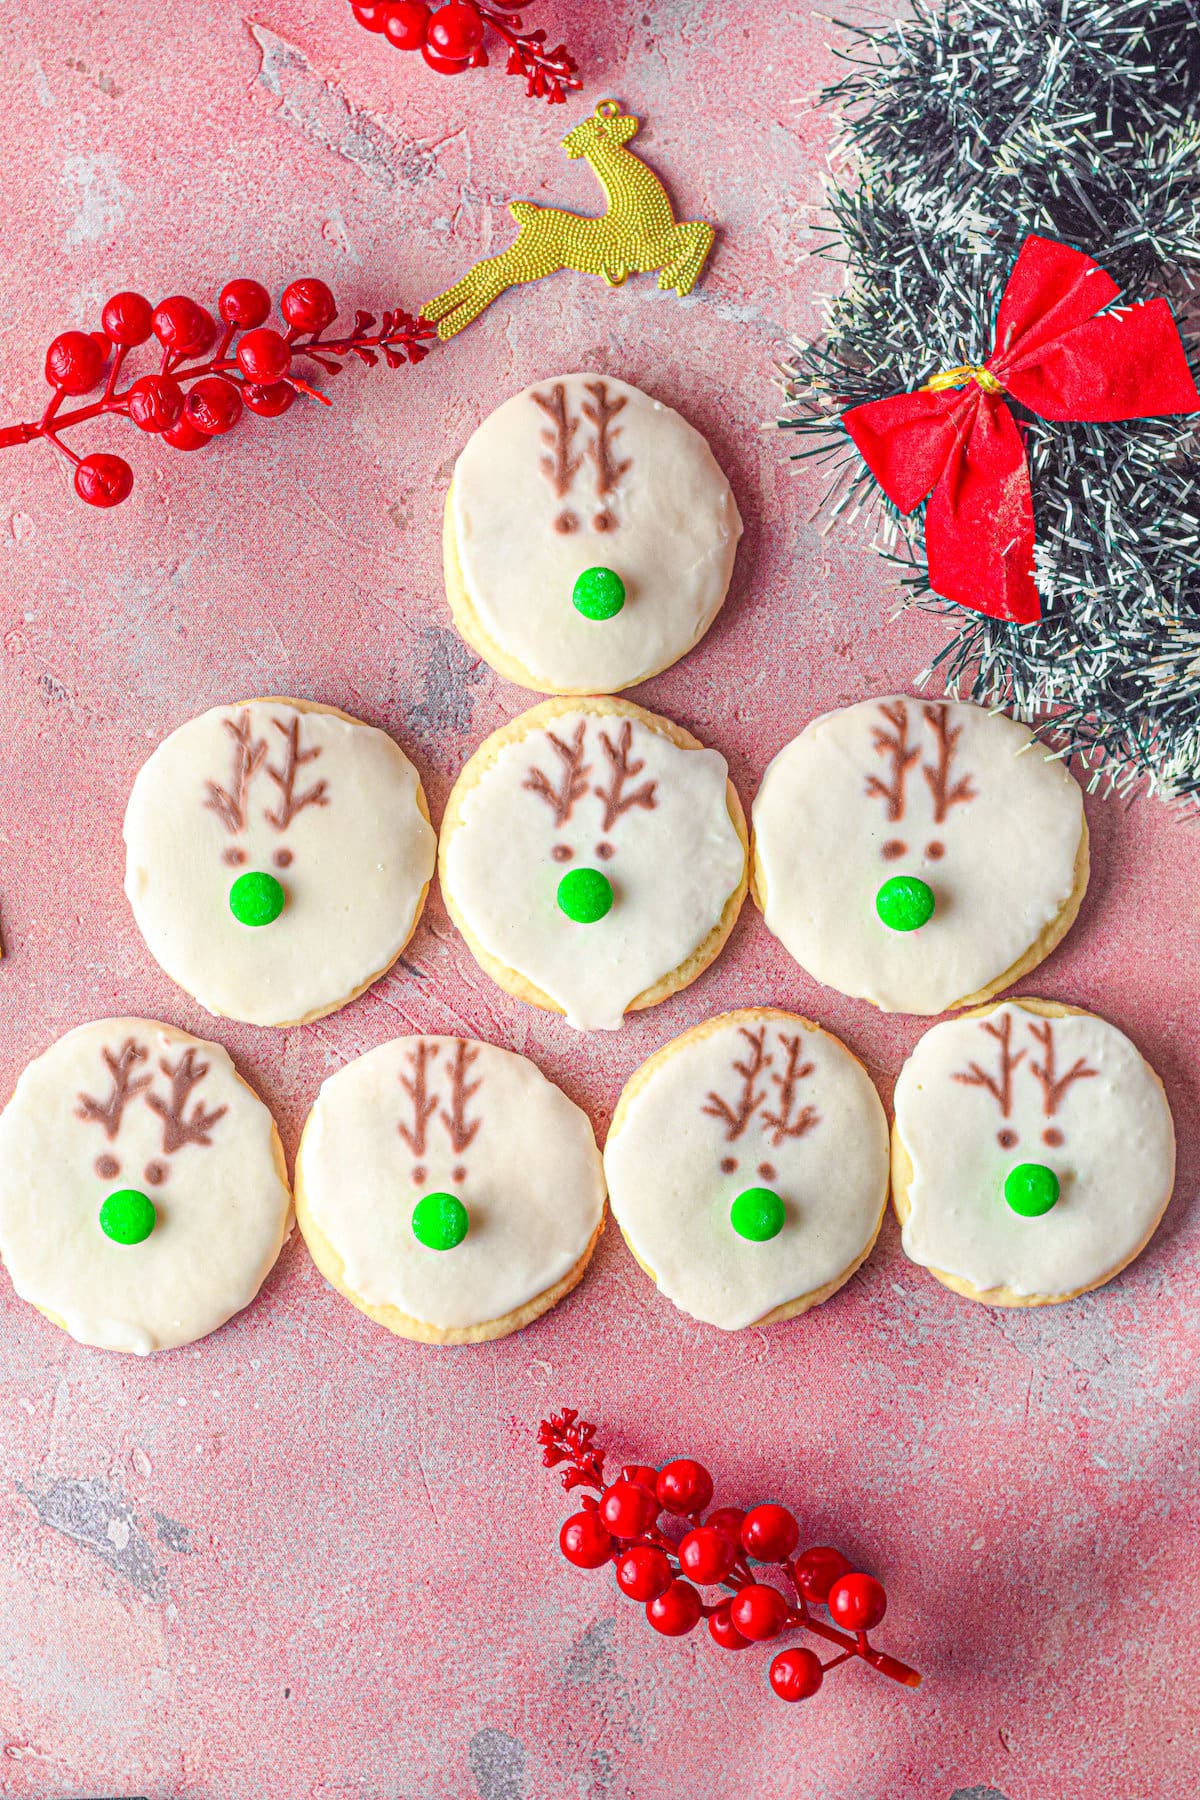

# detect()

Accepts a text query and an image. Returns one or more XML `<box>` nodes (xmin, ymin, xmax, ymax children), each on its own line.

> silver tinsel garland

<box><xmin>778</xmin><ymin>0</ymin><xmax>1200</xmax><ymax>803</ymax></box>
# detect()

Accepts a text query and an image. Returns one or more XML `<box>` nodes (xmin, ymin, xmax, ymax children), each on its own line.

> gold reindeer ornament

<box><xmin>421</xmin><ymin>100</ymin><xmax>716</xmax><ymax>340</ymax></box>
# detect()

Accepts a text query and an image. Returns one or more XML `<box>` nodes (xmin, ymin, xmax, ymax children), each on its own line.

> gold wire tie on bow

<box><xmin>922</xmin><ymin>363</ymin><xmax>1005</xmax><ymax>394</ymax></box>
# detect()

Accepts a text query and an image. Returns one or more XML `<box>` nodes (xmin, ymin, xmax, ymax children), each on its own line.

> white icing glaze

<box><xmin>442</xmin><ymin>709</ymin><xmax>746</xmax><ymax>1031</ymax></box>
<box><xmin>296</xmin><ymin>1037</ymin><xmax>605</xmax><ymax>1330</ymax></box>
<box><xmin>450</xmin><ymin>373</ymin><xmax>742</xmax><ymax>692</ymax></box>
<box><xmin>0</xmin><ymin>1018</ymin><xmax>291</xmax><ymax>1354</ymax></box>
<box><xmin>895</xmin><ymin>1002</ymin><xmax>1175</xmax><ymax>1298</ymax></box>
<box><xmin>753</xmin><ymin>697</ymin><xmax>1085</xmax><ymax>1014</ymax></box>
<box><xmin>124</xmin><ymin>700</ymin><xmax>436</xmax><ymax>1027</ymax></box>
<box><xmin>605</xmin><ymin>1013</ymin><xmax>889</xmax><ymax>1330</ymax></box>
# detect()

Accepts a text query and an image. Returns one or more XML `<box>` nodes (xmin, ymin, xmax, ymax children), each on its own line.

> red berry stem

<box><xmin>541</xmin><ymin>1409</ymin><xmax>922</xmax><ymax>1704</ymax></box>
<box><xmin>349</xmin><ymin>1</ymin><xmax>580</xmax><ymax>102</ymax></box>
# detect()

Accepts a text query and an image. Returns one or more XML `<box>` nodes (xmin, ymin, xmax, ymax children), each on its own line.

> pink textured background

<box><xmin>0</xmin><ymin>3</ymin><xmax>1196</xmax><ymax>1797</ymax></box>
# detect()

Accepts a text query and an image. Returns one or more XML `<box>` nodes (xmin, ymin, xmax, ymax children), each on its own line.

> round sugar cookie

<box><xmin>124</xmin><ymin>697</ymin><xmax>436</xmax><ymax>1028</ymax></box>
<box><xmin>0</xmin><ymin>1018</ymin><xmax>291</xmax><ymax>1354</ymax></box>
<box><xmin>751</xmin><ymin>696</ymin><xmax>1088</xmax><ymax>1015</ymax></box>
<box><xmin>892</xmin><ymin>998</ymin><xmax>1175</xmax><ymax>1307</ymax></box>
<box><xmin>439</xmin><ymin>697</ymin><xmax>749</xmax><ymax>1032</ymax></box>
<box><xmin>295</xmin><ymin>1036</ymin><xmax>606</xmax><ymax>1343</ymax></box>
<box><xmin>444</xmin><ymin>372</ymin><xmax>742</xmax><ymax>694</ymax></box>
<box><xmin>605</xmin><ymin>1009</ymin><xmax>889</xmax><ymax>1331</ymax></box>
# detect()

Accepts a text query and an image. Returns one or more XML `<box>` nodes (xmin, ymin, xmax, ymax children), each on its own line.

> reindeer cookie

<box><xmin>604</xmin><ymin>1009</ymin><xmax>889</xmax><ymax>1331</ymax></box>
<box><xmin>0</xmin><ymin>1018</ymin><xmax>291</xmax><ymax>1353</ymax></box>
<box><xmin>295</xmin><ymin>1036</ymin><xmax>606</xmax><ymax>1344</ymax></box>
<box><xmin>752</xmin><ymin>697</ymin><xmax>1088</xmax><ymax>1014</ymax></box>
<box><xmin>893</xmin><ymin>999</ymin><xmax>1175</xmax><ymax>1306</ymax></box>
<box><xmin>124</xmin><ymin>697</ymin><xmax>436</xmax><ymax>1028</ymax></box>
<box><xmin>439</xmin><ymin>697</ymin><xmax>748</xmax><ymax>1031</ymax></box>
<box><xmin>442</xmin><ymin>372</ymin><xmax>742</xmax><ymax>694</ymax></box>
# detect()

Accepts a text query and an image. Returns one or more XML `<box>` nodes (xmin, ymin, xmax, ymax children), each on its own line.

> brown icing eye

<box><xmin>412</xmin><ymin>1164</ymin><xmax>426</xmax><ymax>1185</ymax></box>
<box><xmin>595</xmin><ymin>842</ymin><xmax>615</xmax><ymax>860</ymax></box>
<box><xmin>998</xmin><ymin>1129</ymin><xmax>1019</xmax><ymax>1150</ymax></box>
<box><xmin>95</xmin><ymin>1154</ymin><xmax>119</xmax><ymax>1179</ymax></box>
<box><xmin>720</xmin><ymin>1157</ymin><xmax>737</xmax><ymax>1175</ymax></box>
<box><xmin>554</xmin><ymin>511</ymin><xmax>578</xmax><ymax>534</ymax></box>
<box><xmin>273</xmin><ymin>848</ymin><xmax>293</xmax><ymax>869</ymax></box>
<box><xmin>593</xmin><ymin>510</ymin><xmax>616</xmax><ymax>532</ymax></box>
<box><xmin>144</xmin><ymin>1161</ymin><xmax>167</xmax><ymax>1187</ymax></box>
<box><xmin>1043</xmin><ymin>1127</ymin><xmax>1064</xmax><ymax>1148</ymax></box>
<box><xmin>552</xmin><ymin>844</ymin><xmax>573</xmax><ymax>863</ymax></box>
<box><xmin>452</xmin><ymin>1165</ymin><xmax>467</xmax><ymax>1183</ymax></box>
<box><xmin>757</xmin><ymin>1162</ymin><xmax>776</xmax><ymax>1181</ymax></box>
<box><xmin>223</xmin><ymin>847</ymin><xmax>247</xmax><ymax>867</ymax></box>
<box><xmin>882</xmin><ymin>840</ymin><xmax>907</xmax><ymax>861</ymax></box>
<box><xmin>926</xmin><ymin>841</ymin><xmax>945</xmax><ymax>860</ymax></box>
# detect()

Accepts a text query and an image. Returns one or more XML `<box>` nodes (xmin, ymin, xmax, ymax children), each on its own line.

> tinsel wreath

<box><xmin>778</xmin><ymin>1</ymin><xmax>1200</xmax><ymax>805</ymax></box>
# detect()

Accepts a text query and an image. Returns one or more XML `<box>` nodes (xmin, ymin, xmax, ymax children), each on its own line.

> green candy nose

<box><xmin>412</xmin><ymin>1191</ymin><xmax>469</xmax><ymax>1251</ymax></box>
<box><xmin>557</xmin><ymin>867</ymin><xmax>614</xmax><ymax>923</ymax></box>
<box><xmin>229</xmin><ymin>870</ymin><xmax>285</xmax><ymax>927</ymax></box>
<box><xmin>572</xmin><ymin>566</ymin><xmax>626</xmax><ymax>621</ymax></box>
<box><xmin>1004</xmin><ymin>1162</ymin><xmax>1060</xmax><ymax>1217</ymax></box>
<box><xmin>99</xmin><ymin>1188</ymin><xmax>157</xmax><ymax>1245</ymax></box>
<box><xmin>730</xmin><ymin>1186</ymin><xmax>785</xmax><ymax>1242</ymax></box>
<box><xmin>876</xmin><ymin>874</ymin><xmax>936</xmax><ymax>932</ymax></box>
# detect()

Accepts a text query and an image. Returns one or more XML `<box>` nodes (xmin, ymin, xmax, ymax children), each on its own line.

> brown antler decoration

<box><xmin>397</xmin><ymin>1041</ymin><xmax>440</xmax><ymax>1156</ymax></box>
<box><xmin>761</xmin><ymin>1034</ymin><xmax>820</xmax><ymax>1146</ymax></box>
<box><xmin>865</xmin><ymin>701</ymin><xmax>920</xmax><ymax>822</ymax></box>
<box><xmin>523</xmin><ymin>721</ymin><xmax>591</xmax><ymax>827</ymax></box>
<box><xmin>532</xmin><ymin>383</ymin><xmax>583</xmax><ymax>499</ymax></box>
<box><xmin>77</xmin><ymin>1039</ymin><xmax>152</xmax><ymax>1140</ymax></box>
<box><xmin>702</xmin><ymin>1027</ymin><xmax>770</xmax><ymax>1141</ymax></box>
<box><xmin>922</xmin><ymin>706</ymin><xmax>976</xmax><ymax>823</ymax></box>
<box><xmin>952</xmin><ymin>1014</ymin><xmax>1026</xmax><ymax>1115</ymax></box>
<box><xmin>265</xmin><ymin>716</ymin><xmax>329</xmax><ymax>830</ymax></box>
<box><xmin>146</xmin><ymin>1049</ymin><xmax>228</xmax><ymax>1153</ymax></box>
<box><xmin>581</xmin><ymin>380</ymin><xmax>631</xmax><ymax>500</ymax></box>
<box><xmin>205</xmin><ymin>712</ymin><xmax>269</xmax><ymax>834</ymax></box>
<box><xmin>440</xmin><ymin>1040</ymin><xmax>482</xmax><ymax>1155</ymax></box>
<box><xmin>595</xmin><ymin>722</ymin><xmax>657</xmax><ymax>832</ymax></box>
<box><xmin>1026</xmin><ymin>1020</ymin><xmax>1098</xmax><ymax>1115</ymax></box>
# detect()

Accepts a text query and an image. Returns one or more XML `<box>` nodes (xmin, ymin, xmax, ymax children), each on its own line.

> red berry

<box><xmin>620</xmin><ymin>1464</ymin><xmax>659</xmax><ymax>1494</ymax></box>
<box><xmin>280</xmin><ymin>278</ymin><xmax>338</xmax><ymax>335</ymax></box>
<box><xmin>162</xmin><ymin>415</ymin><xmax>212</xmax><ymax>452</ymax></box>
<box><xmin>152</xmin><ymin>296</ymin><xmax>215</xmax><ymax>357</ymax></box>
<box><xmin>236</xmin><ymin>327</ymin><xmax>291</xmax><ymax>384</ymax></box>
<box><xmin>74</xmin><ymin>452</ymin><xmax>133</xmax><ymax>508</ymax></box>
<box><xmin>382</xmin><ymin>1</ymin><xmax>431</xmax><ymax>48</ymax></box>
<box><xmin>793</xmin><ymin>1545</ymin><xmax>853</xmax><ymax>1605</ymax></box>
<box><xmin>218</xmin><ymin>279</ymin><xmax>272</xmax><ymax>329</ymax></box>
<box><xmin>730</xmin><ymin>1583</ymin><xmax>789</xmax><ymax>1642</ymax></box>
<box><xmin>183</xmin><ymin>376</ymin><xmax>243</xmax><ymax>436</ymax></box>
<box><xmin>101</xmin><ymin>291</ymin><xmax>154</xmax><ymax>346</ymax></box>
<box><xmin>741</xmin><ymin>1503</ymin><xmax>800</xmax><ymax>1563</ymax></box>
<box><xmin>127</xmin><ymin>374</ymin><xmax>185</xmax><ymax>434</ymax></box>
<box><xmin>243</xmin><ymin>380</ymin><xmax>295</xmax><ymax>418</ymax></box>
<box><xmin>598</xmin><ymin>1480</ymin><xmax>658</xmax><ymax>1540</ymax></box>
<box><xmin>559</xmin><ymin>1511</ymin><xmax>613</xmax><ymax>1570</ymax></box>
<box><xmin>420</xmin><ymin>40</ymin><xmax>470</xmax><ymax>73</ymax></box>
<box><xmin>44</xmin><ymin>331</ymin><xmax>105</xmax><ymax>395</ymax></box>
<box><xmin>679</xmin><ymin>1526</ymin><xmax>735</xmax><ymax>1586</ymax></box>
<box><xmin>706</xmin><ymin>1506</ymin><xmax>747</xmax><ymax>1546</ymax></box>
<box><xmin>645</xmin><ymin>1578</ymin><xmax>702</xmax><ymax>1637</ymax></box>
<box><xmin>615</xmin><ymin>1545</ymin><xmax>672</xmax><ymax>1602</ymax></box>
<box><xmin>769</xmin><ymin>1647</ymin><xmax>823</xmax><ymax>1702</ymax></box>
<box><xmin>656</xmin><ymin>1460</ymin><xmax>713</xmax><ymax>1517</ymax></box>
<box><xmin>426</xmin><ymin>2</ymin><xmax>484</xmax><ymax>57</ymax></box>
<box><xmin>708</xmin><ymin>1603</ymin><xmax>751</xmax><ymax>1651</ymax></box>
<box><xmin>828</xmin><ymin>1572</ymin><xmax>887</xmax><ymax>1632</ymax></box>
<box><xmin>352</xmin><ymin>1</ymin><xmax>388</xmax><ymax>27</ymax></box>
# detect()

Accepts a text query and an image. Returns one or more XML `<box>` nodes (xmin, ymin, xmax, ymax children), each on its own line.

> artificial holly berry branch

<box><xmin>539</xmin><ymin>1410</ymin><xmax>920</xmax><ymax>1703</ymax></box>
<box><xmin>350</xmin><ymin>1</ymin><xmax>580</xmax><ymax>103</ymax></box>
<box><xmin>0</xmin><ymin>279</ymin><xmax>435</xmax><ymax>507</ymax></box>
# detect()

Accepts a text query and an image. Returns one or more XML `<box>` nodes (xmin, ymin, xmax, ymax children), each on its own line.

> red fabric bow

<box><xmin>842</xmin><ymin>234</ymin><xmax>1200</xmax><ymax>623</ymax></box>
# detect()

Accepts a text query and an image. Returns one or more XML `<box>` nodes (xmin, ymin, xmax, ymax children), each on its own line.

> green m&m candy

<box><xmin>875</xmin><ymin>874</ymin><xmax>936</xmax><ymax>933</ymax></box>
<box><xmin>572</xmin><ymin>566</ymin><xmax>626</xmax><ymax>622</ymax></box>
<box><xmin>730</xmin><ymin>1186</ymin><xmax>785</xmax><ymax>1242</ymax></box>
<box><xmin>1004</xmin><ymin>1162</ymin><xmax>1060</xmax><ymax>1218</ymax></box>
<box><xmin>99</xmin><ymin>1188</ymin><xmax>157</xmax><ymax>1245</ymax></box>
<box><xmin>229</xmin><ymin>870</ymin><xmax>285</xmax><ymax>927</ymax></box>
<box><xmin>412</xmin><ymin>1191</ymin><xmax>469</xmax><ymax>1251</ymax></box>
<box><xmin>557</xmin><ymin>867</ymin><xmax>614</xmax><ymax>924</ymax></box>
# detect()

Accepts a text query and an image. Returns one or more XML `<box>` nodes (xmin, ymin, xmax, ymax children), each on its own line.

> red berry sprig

<box><xmin>350</xmin><ymin>1</ymin><xmax>581</xmax><ymax>103</ymax></box>
<box><xmin>538</xmin><ymin>1410</ymin><xmax>921</xmax><ymax>1703</ymax></box>
<box><xmin>0</xmin><ymin>279</ymin><xmax>435</xmax><ymax>507</ymax></box>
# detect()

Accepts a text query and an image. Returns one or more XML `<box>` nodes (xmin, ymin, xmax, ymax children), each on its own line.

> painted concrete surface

<box><xmin>0</xmin><ymin>3</ymin><xmax>1196</xmax><ymax>1796</ymax></box>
